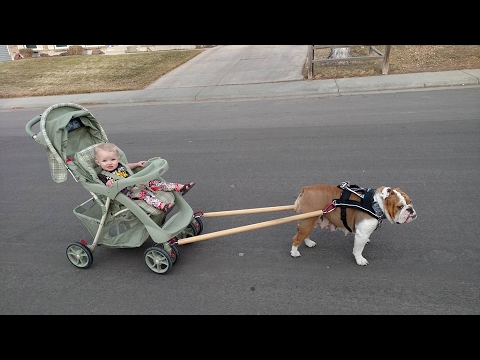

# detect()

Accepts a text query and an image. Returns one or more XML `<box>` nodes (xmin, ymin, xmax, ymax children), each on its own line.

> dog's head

<box><xmin>377</xmin><ymin>187</ymin><xmax>417</xmax><ymax>224</ymax></box>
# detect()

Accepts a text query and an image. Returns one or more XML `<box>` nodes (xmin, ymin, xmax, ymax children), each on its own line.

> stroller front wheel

<box><xmin>144</xmin><ymin>246</ymin><xmax>173</xmax><ymax>274</ymax></box>
<box><xmin>66</xmin><ymin>242</ymin><xmax>93</xmax><ymax>269</ymax></box>
<box><xmin>161</xmin><ymin>241</ymin><xmax>179</xmax><ymax>264</ymax></box>
<box><xmin>169</xmin><ymin>242</ymin><xmax>180</xmax><ymax>264</ymax></box>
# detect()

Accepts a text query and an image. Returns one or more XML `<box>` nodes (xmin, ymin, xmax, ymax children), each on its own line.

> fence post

<box><xmin>309</xmin><ymin>45</ymin><xmax>391</xmax><ymax>78</ymax></box>
<box><xmin>307</xmin><ymin>45</ymin><xmax>314</xmax><ymax>80</ymax></box>
<box><xmin>382</xmin><ymin>45</ymin><xmax>391</xmax><ymax>75</ymax></box>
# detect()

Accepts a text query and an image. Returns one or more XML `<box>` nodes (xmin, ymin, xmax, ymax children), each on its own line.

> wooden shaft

<box><xmin>177</xmin><ymin>209</ymin><xmax>323</xmax><ymax>245</ymax></box>
<box><xmin>202</xmin><ymin>205</ymin><xmax>295</xmax><ymax>217</ymax></box>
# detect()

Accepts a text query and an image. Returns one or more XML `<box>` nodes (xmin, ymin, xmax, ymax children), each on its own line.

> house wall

<box><xmin>0</xmin><ymin>45</ymin><xmax>12</xmax><ymax>62</ymax></box>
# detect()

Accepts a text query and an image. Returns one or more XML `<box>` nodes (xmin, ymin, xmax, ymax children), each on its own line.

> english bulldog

<box><xmin>291</xmin><ymin>182</ymin><xmax>417</xmax><ymax>265</ymax></box>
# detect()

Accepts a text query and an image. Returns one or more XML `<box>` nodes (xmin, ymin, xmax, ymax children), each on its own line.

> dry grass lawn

<box><xmin>1</xmin><ymin>45</ymin><xmax>479</xmax><ymax>99</ymax></box>
<box><xmin>0</xmin><ymin>49</ymin><xmax>202</xmax><ymax>98</ymax></box>
<box><xmin>304</xmin><ymin>45</ymin><xmax>480</xmax><ymax>80</ymax></box>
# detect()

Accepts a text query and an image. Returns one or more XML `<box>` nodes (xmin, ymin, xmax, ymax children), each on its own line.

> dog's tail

<box><xmin>293</xmin><ymin>188</ymin><xmax>305</xmax><ymax>213</ymax></box>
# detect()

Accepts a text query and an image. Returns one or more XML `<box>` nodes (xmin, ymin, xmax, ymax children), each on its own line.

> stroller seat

<box><xmin>70</xmin><ymin>143</ymin><xmax>194</xmax><ymax>249</ymax></box>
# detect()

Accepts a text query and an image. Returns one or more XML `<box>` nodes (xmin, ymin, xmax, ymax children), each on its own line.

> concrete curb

<box><xmin>1</xmin><ymin>59</ymin><xmax>479</xmax><ymax>111</ymax></box>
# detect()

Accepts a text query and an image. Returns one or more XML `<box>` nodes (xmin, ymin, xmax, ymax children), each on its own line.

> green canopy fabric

<box><xmin>37</xmin><ymin>103</ymin><xmax>108</xmax><ymax>183</ymax></box>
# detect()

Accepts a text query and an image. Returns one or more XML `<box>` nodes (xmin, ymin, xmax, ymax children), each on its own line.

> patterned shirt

<box><xmin>97</xmin><ymin>163</ymin><xmax>130</xmax><ymax>194</ymax></box>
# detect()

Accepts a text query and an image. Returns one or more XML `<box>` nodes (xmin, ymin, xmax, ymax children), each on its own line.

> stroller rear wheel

<box><xmin>175</xmin><ymin>222</ymin><xmax>197</xmax><ymax>241</ymax></box>
<box><xmin>66</xmin><ymin>242</ymin><xmax>93</xmax><ymax>269</ymax></box>
<box><xmin>144</xmin><ymin>246</ymin><xmax>173</xmax><ymax>274</ymax></box>
<box><xmin>192</xmin><ymin>216</ymin><xmax>204</xmax><ymax>235</ymax></box>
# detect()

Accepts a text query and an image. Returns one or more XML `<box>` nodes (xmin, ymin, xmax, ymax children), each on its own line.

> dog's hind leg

<box><xmin>291</xmin><ymin>217</ymin><xmax>317</xmax><ymax>257</ymax></box>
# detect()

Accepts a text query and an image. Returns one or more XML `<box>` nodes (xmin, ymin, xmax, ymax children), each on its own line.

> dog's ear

<box><xmin>394</xmin><ymin>187</ymin><xmax>412</xmax><ymax>204</ymax></box>
<box><xmin>380</xmin><ymin>187</ymin><xmax>392</xmax><ymax>199</ymax></box>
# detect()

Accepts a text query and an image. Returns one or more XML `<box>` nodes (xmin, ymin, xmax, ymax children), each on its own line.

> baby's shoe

<box><xmin>161</xmin><ymin>202</ymin><xmax>175</xmax><ymax>213</ymax></box>
<box><xmin>180</xmin><ymin>182</ymin><xmax>195</xmax><ymax>195</ymax></box>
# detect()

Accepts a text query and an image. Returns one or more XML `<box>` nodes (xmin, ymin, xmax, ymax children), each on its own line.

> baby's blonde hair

<box><xmin>94</xmin><ymin>142</ymin><xmax>120</xmax><ymax>158</ymax></box>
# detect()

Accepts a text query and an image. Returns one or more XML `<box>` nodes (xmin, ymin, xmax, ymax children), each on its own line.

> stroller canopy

<box><xmin>36</xmin><ymin>103</ymin><xmax>109</xmax><ymax>183</ymax></box>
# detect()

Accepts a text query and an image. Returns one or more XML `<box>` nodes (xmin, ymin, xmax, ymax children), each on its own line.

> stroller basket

<box><xmin>74</xmin><ymin>198</ymin><xmax>149</xmax><ymax>248</ymax></box>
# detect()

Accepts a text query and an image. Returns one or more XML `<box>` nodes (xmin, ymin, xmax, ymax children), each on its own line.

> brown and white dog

<box><xmin>291</xmin><ymin>184</ymin><xmax>417</xmax><ymax>265</ymax></box>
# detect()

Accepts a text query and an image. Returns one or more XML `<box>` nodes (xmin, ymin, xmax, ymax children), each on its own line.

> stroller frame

<box><xmin>26</xmin><ymin>103</ymin><xmax>203</xmax><ymax>274</ymax></box>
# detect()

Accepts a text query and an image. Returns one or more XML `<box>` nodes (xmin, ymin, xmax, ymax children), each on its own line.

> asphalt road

<box><xmin>1</xmin><ymin>87</ymin><xmax>479</xmax><ymax>314</ymax></box>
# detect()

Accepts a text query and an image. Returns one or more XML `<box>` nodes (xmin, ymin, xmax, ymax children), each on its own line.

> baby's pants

<box><xmin>148</xmin><ymin>180</ymin><xmax>182</xmax><ymax>192</ymax></box>
<box><xmin>127</xmin><ymin>180</ymin><xmax>180</xmax><ymax>210</ymax></box>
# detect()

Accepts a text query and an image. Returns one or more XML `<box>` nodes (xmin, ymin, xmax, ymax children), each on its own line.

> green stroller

<box><xmin>25</xmin><ymin>103</ymin><xmax>203</xmax><ymax>274</ymax></box>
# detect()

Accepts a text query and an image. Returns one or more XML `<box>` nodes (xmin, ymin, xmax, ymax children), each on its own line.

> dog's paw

<box><xmin>355</xmin><ymin>256</ymin><xmax>369</xmax><ymax>266</ymax></box>
<box><xmin>290</xmin><ymin>246</ymin><xmax>301</xmax><ymax>258</ymax></box>
<box><xmin>304</xmin><ymin>238</ymin><xmax>317</xmax><ymax>248</ymax></box>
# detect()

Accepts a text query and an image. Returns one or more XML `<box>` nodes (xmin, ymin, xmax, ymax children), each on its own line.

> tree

<box><xmin>329</xmin><ymin>47</ymin><xmax>351</xmax><ymax>59</ymax></box>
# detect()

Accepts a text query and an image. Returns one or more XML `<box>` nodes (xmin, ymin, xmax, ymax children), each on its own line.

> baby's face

<box><xmin>95</xmin><ymin>149</ymin><xmax>119</xmax><ymax>171</ymax></box>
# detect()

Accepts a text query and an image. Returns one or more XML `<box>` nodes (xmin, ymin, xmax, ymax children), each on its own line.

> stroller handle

<box><xmin>82</xmin><ymin>157</ymin><xmax>170</xmax><ymax>199</ymax></box>
<box><xmin>25</xmin><ymin>115</ymin><xmax>41</xmax><ymax>138</ymax></box>
<box><xmin>112</xmin><ymin>157</ymin><xmax>169</xmax><ymax>191</ymax></box>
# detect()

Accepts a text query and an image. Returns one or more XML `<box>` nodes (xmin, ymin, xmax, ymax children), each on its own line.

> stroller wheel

<box><xmin>170</xmin><ymin>243</ymin><xmax>180</xmax><ymax>264</ymax></box>
<box><xmin>192</xmin><ymin>216</ymin><xmax>204</xmax><ymax>235</ymax></box>
<box><xmin>175</xmin><ymin>223</ymin><xmax>197</xmax><ymax>241</ymax></box>
<box><xmin>66</xmin><ymin>242</ymin><xmax>93</xmax><ymax>269</ymax></box>
<box><xmin>161</xmin><ymin>241</ymin><xmax>180</xmax><ymax>264</ymax></box>
<box><xmin>144</xmin><ymin>246</ymin><xmax>173</xmax><ymax>274</ymax></box>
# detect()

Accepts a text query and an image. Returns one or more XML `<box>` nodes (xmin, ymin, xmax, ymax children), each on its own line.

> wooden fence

<box><xmin>307</xmin><ymin>45</ymin><xmax>391</xmax><ymax>79</ymax></box>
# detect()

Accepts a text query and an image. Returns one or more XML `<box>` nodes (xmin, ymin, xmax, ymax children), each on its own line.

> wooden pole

<box><xmin>177</xmin><ymin>209</ymin><xmax>323</xmax><ymax>245</ymax></box>
<box><xmin>382</xmin><ymin>45</ymin><xmax>391</xmax><ymax>75</ymax></box>
<box><xmin>202</xmin><ymin>205</ymin><xmax>295</xmax><ymax>217</ymax></box>
<box><xmin>308</xmin><ymin>45</ymin><xmax>314</xmax><ymax>80</ymax></box>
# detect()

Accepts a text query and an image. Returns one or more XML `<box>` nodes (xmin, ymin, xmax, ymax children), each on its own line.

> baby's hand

<box><xmin>106</xmin><ymin>179</ymin><xmax>115</xmax><ymax>187</ymax></box>
<box><xmin>137</xmin><ymin>160</ymin><xmax>146</xmax><ymax>167</ymax></box>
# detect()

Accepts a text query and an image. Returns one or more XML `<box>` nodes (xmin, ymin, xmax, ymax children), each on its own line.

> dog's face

<box><xmin>378</xmin><ymin>186</ymin><xmax>417</xmax><ymax>225</ymax></box>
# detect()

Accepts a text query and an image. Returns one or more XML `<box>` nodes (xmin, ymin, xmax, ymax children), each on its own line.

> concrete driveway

<box><xmin>146</xmin><ymin>45</ymin><xmax>309</xmax><ymax>89</ymax></box>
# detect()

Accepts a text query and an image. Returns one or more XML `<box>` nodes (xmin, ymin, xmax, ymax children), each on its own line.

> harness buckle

<box><xmin>323</xmin><ymin>201</ymin><xmax>337</xmax><ymax>214</ymax></box>
<box><xmin>339</xmin><ymin>181</ymin><xmax>349</xmax><ymax>189</ymax></box>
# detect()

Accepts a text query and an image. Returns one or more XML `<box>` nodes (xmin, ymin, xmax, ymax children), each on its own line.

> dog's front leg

<box><xmin>352</xmin><ymin>235</ymin><xmax>369</xmax><ymax>266</ymax></box>
<box><xmin>352</xmin><ymin>220</ymin><xmax>377</xmax><ymax>266</ymax></box>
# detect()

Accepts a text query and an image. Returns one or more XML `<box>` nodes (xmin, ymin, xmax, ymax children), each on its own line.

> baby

<box><xmin>94</xmin><ymin>142</ymin><xmax>194</xmax><ymax>213</ymax></box>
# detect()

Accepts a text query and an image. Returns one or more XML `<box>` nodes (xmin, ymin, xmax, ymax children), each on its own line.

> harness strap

<box><xmin>339</xmin><ymin>189</ymin><xmax>353</xmax><ymax>232</ymax></box>
<box><xmin>335</xmin><ymin>183</ymin><xmax>384</xmax><ymax>233</ymax></box>
<box><xmin>101</xmin><ymin>167</ymin><xmax>158</xmax><ymax>198</ymax></box>
<box><xmin>335</xmin><ymin>199</ymin><xmax>381</xmax><ymax>220</ymax></box>
<box><xmin>100</xmin><ymin>170</ymin><xmax>126</xmax><ymax>180</ymax></box>
<box><xmin>99</xmin><ymin>162</ymin><xmax>134</xmax><ymax>181</ymax></box>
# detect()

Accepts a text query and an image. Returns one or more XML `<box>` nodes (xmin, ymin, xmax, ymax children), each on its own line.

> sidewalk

<box><xmin>1</xmin><ymin>45</ymin><xmax>479</xmax><ymax>110</ymax></box>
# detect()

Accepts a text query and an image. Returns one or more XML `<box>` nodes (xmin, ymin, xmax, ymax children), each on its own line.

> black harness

<box><xmin>332</xmin><ymin>182</ymin><xmax>384</xmax><ymax>233</ymax></box>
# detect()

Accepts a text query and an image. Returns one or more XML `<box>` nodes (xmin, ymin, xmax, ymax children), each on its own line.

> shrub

<box><xmin>19</xmin><ymin>48</ymin><xmax>34</xmax><ymax>58</ymax></box>
<box><xmin>67</xmin><ymin>45</ymin><xmax>84</xmax><ymax>56</ymax></box>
